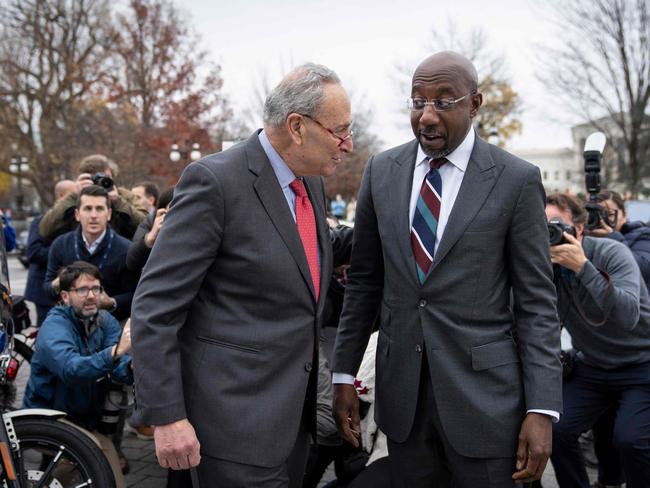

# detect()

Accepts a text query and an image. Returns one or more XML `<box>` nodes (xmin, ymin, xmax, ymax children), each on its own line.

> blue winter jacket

<box><xmin>22</xmin><ymin>306</ymin><xmax>132</xmax><ymax>430</ymax></box>
<box><xmin>607</xmin><ymin>220</ymin><xmax>650</xmax><ymax>288</ymax></box>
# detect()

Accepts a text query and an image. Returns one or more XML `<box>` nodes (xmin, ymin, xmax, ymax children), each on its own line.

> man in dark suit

<box><xmin>131</xmin><ymin>63</ymin><xmax>353</xmax><ymax>487</ymax></box>
<box><xmin>331</xmin><ymin>51</ymin><xmax>563</xmax><ymax>487</ymax></box>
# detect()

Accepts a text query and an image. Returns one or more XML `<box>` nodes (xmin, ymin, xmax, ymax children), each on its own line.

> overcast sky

<box><xmin>186</xmin><ymin>0</ymin><xmax>575</xmax><ymax>152</ymax></box>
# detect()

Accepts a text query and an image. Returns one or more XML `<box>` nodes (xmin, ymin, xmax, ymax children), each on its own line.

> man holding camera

<box><xmin>545</xmin><ymin>192</ymin><xmax>650</xmax><ymax>488</ymax></box>
<box><xmin>23</xmin><ymin>261</ymin><xmax>132</xmax><ymax>488</ymax></box>
<box><xmin>39</xmin><ymin>154</ymin><xmax>148</xmax><ymax>242</ymax></box>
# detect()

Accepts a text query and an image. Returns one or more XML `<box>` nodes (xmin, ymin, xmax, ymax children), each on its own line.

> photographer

<box><xmin>23</xmin><ymin>261</ymin><xmax>132</xmax><ymax>488</ymax></box>
<box><xmin>545</xmin><ymin>193</ymin><xmax>650</xmax><ymax>488</ymax></box>
<box><xmin>39</xmin><ymin>154</ymin><xmax>149</xmax><ymax>242</ymax></box>
<box><xmin>586</xmin><ymin>189</ymin><xmax>650</xmax><ymax>488</ymax></box>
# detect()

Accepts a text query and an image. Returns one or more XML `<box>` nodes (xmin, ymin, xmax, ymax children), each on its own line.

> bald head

<box><xmin>413</xmin><ymin>51</ymin><xmax>478</xmax><ymax>94</ymax></box>
<box><xmin>54</xmin><ymin>179</ymin><xmax>76</xmax><ymax>202</ymax></box>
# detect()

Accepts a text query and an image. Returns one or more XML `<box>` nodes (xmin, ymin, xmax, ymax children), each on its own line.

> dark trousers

<box><xmin>592</xmin><ymin>408</ymin><xmax>624</xmax><ymax>485</ymax></box>
<box><xmin>551</xmin><ymin>359</ymin><xmax>650</xmax><ymax>488</ymax></box>
<box><xmin>387</xmin><ymin>355</ymin><xmax>517</xmax><ymax>488</ymax></box>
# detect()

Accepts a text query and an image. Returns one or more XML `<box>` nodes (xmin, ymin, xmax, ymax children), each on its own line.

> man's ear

<box><xmin>575</xmin><ymin>222</ymin><xmax>585</xmax><ymax>240</ymax></box>
<box><xmin>286</xmin><ymin>113</ymin><xmax>306</xmax><ymax>145</ymax></box>
<box><xmin>470</xmin><ymin>92</ymin><xmax>483</xmax><ymax>118</ymax></box>
<box><xmin>60</xmin><ymin>290</ymin><xmax>70</xmax><ymax>305</ymax></box>
<box><xmin>107</xmin><ymin>207</ymin><xmax>112</xmax><ymax>222</ymax></box>
<box><xmin>74</xmin><ymin>208</ymin><xmax>80</xmax><ymax>223</ymax></box>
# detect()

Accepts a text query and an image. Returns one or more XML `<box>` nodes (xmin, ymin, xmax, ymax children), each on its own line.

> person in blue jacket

<box><xmin>23</xmin><ymin>261</ymin><xmax>132</xmax><ymax>488</ymax></box>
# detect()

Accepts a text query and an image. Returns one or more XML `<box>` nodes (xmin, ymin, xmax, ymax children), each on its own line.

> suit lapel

<box><xmin>428</xmin><ymin>137</ymin><xmax>499</xmax><ymax>274</ymax></box>
<box><xmin>247</xmin><ymin>134</ymin><xmax>317</xmax><ymax>301</ymax></box>
<box><xmin>389</xmin><ymin>141</ymin><xmax>421</xmax><ymax>285</ymax></box>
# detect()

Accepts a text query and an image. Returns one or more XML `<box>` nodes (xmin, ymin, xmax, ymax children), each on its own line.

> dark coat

<box><xmin>45</xmin><ymin>227</ymin><xmax>137</xmax><ymax>320</ymax></box>
<box><xmin>607</xmin><ymin>220</ymin><xmax>650</xmax><ymax>287</ymax></box>
<box><xmin>24</xmin><ymin>216</ymin><xmax>54</xmax><ymax>307</ymax></box>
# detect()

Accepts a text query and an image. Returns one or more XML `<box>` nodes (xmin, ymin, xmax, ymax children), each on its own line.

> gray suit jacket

<box><xmin>332</xmin><ymin>135</ymin><xmax>563</xmax><ymax>458</ymax></box>
<box><xmin>131</xmin><ymin>132</ymin><xmax>350</xmax><ymax>467</ymax></box>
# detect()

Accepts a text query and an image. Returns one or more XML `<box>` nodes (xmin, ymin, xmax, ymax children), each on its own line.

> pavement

<box><xmin>6</xmin><ymin>254</ymin><xmax>598</xmax><ymax>488</ymax></box>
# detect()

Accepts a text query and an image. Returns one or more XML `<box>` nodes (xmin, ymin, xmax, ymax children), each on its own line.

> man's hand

<box><xmin>589</xmin><ymin>221</ymin><xmax>614</xmax><ymax>237</ymax></box>
<box><xmin>549</xmin><ymin>232</ymin><xmax>587</xmax><ymax>273</ymax></box>
<box><xmin>117</xmin><ymin>319</ymin><xmax>132</xmax><ymax>356</ymax></box>
<box><xmin>75</xmin><ymin>173</ymin><xmax>94</xmax><ymax>193</ymax></box>
<box><xmin>332</xmin><ymin>384</ymin><xmax>361</xmax><ymax>447</ymax></box>
<box><xmin>145</xmin><ymin>208</ymin><xmax>167</xmax><ymax>248</ymax></box>
<box><xmin>107</xmin><ymin>185</ymin><xmax>120</xmax><ymax>202</ymax></box>
<box><xmin>512</xmin><ymin>413</ymin><xmax>552</xmax><ymax>482</ymax></box>
<box><xmin>99</xmin><ymin>291</ymin><xmax>117</xmax><ymax>311</ymax></box>
<box><xmin>154</xmin><ymin>419</ymin><xmax>201</xmax><ymax>470</ymax></box>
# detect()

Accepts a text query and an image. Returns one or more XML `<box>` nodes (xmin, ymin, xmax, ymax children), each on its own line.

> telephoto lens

<box><xmin>97</xmin><ymin>380</ymin><xmax>124</xmax><ymax>435</ymax></box>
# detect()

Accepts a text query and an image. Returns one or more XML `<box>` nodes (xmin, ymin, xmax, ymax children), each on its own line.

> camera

<box><xmin>548</xmin><ymin>219</ymin><xmax>576</xmax><ymax>246</ymax></box>
<box><xmin>91</xmin><ymin>172</ymin><xmax>114</xmax><ymax>190</ymax></box>
<box><xmin>583</xmin><ymin>132</ymin><xmax>608</xmax><ymax>230</ymax></box>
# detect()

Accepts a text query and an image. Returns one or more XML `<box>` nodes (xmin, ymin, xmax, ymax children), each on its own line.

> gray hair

<box><xmin>263</xmin><ymin>63</ymin><xmax>341</xmax><ymax>128</ymax></box>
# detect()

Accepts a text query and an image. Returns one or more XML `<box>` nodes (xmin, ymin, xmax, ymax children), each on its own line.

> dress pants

<box><xmin>387</xmin><ymin>353</ymin><xmax>518</xmax><ymax>488</ymax></box>
<box><xmin>551</xmin><ymin>358</ymin><xmax>650</xmax><ymax>488</ymax></box>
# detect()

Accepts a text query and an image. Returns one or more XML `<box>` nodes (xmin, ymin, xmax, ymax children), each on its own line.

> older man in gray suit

<box><xmin>332</xmin><ymin>51</ymin><xmax>563</xmax><ymax>487</ymax></box>
<box><xmin>131</xmin><ymin>63</ymin><xmax>353</xmax><ymax>487</ymax></box>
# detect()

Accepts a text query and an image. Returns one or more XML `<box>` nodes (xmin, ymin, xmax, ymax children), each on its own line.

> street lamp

<box><xmin>8</xmin><ymin>144</ymin><xmax>29</xmax><ymax>219</ymax></box>
<box><xmin>169</xmin><ymin>140</ymin><xmax>202</xmax><ymax>164</ymax></box>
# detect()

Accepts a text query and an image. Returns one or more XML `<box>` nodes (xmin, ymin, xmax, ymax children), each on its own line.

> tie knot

<box><xmin>429</xmin><ymin>157</ymin><xmax>447</xmax><ymax>170</ymax></box>
<box><xmin>289</xmin><ymin>179</ymin><xmax>307</xmax><ymax>197</ymax></box>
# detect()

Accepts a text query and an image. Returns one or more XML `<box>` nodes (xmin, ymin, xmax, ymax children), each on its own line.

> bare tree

<box><xmin>538</xmin><ymin>0</ymin><xmax>650</xmax><ymax>195</ymax></box>
<box><xmin>0</xmin><ymin>0</ymin><xmax>114</xmax><ymax>207</ymax></box>
<box><xmin>393</xmin><ymin>21</ymin><xmax>522</xmax><ymax>146</ymax></box>
<box><xmin>109</xmin><ymin>0</ymin><xmax>233</xmax><ymax>186</ymax></box>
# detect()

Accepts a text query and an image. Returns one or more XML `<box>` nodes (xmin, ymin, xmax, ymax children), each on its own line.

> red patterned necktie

<box><xmin>290</xmin><ymin>179</ymin><xmax>320</xmax><ymax>300</ymax></box>
<box><xmin>411</xmin><ymin>157</ymin><xmax>447</xmax><ymax>283</ymax></box>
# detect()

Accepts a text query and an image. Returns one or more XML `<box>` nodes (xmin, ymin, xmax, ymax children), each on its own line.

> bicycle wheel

<box><xmin>10</xmin><ymin>417</ymin><xmax>116</xmax><ymax>487</ymax></box>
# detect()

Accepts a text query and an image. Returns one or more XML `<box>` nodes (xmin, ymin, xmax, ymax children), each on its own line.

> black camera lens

<box><xmin>91</xmin><ymin>172</ymin><xmax>114</xmax><ymax>190</ymax></box>
<box><xmin>548</xmin><ymin>220</ymin><xmax>576</xmax><ymax>246</ymax></box>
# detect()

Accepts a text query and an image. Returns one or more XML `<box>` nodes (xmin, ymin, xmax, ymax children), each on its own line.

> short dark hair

<box><xmin>78</xmin><ymin>154</ymin><xmax>118</xmax><ymax>177</ymax></box>
<box><xmin>157</xmin><ymin>187</ymin><xmax>174</xmax><ymax>210</ymax></box>
<box><xmin>76</xmin><ymin>185</ymin><xmax>110</xmax><ymax>208</ymax></box>
<box><xmin>546</xmin><ymin>192</ymin><xmax>588</xmax><ymax>225</ymax></box>
<box><xmin>134</xmin><ymin>181</ymin><xmax>160</xmax><ymax>205</ymax></box>
<box><xmin>58</xmin><ymin>261</ymin><xmax>102</xmax><ymax>292</ymax></box>
<box><xmin>597</xmin><ymin>190</ymin><xmax>626</xmax><ymax>215</ymax></box>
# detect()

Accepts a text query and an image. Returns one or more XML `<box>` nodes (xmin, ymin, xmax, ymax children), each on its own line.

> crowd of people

<box><xmin>10</xmin><ymin>50</ymin><xmax>650</xmax><ymax>488</ymax></box>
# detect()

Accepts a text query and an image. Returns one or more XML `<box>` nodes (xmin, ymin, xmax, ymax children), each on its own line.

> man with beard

<box><xmin>23</xmin><ymin>261</ymin><xmax>132</xmax><ymax>488</ymax></box>
<box><xmin>331</xmin><ymin>51</ymin><xmax>562</xmax><ymax>487</ymax></box>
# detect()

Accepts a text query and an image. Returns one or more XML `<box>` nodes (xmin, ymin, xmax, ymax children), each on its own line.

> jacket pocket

<box><xmin>196</xmin><ymin>336</ymin><xmax>261</xmax><ymax>354</ymax></box>
<box><xmin>471</xmin><ymin>339</ymin><xmax>519</xmax><ymax>371</ymax></box>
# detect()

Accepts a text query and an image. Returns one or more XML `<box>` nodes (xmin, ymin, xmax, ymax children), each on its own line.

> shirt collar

<box><xmin>258</xmin><ymin>130</ymin><xmax>297</xmax><ymax>189</ymax></box>
<box><xmin>415</xmin><ymin>127</ymin><xmax>475</xmax><ymax>172</ymax></box>
<box><xmin>82</xmin><ymin>228</ymin><xmax>107</xmax><ymax>253</ymax></box>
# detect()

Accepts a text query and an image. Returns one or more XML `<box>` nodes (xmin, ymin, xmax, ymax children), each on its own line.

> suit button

<box><xmin>419</xmin><ymin>299</ymin><xmax>427</xmax><ymax>307</ymax></box>
<box><xmin>415</xmin><ymin>345</ymin><xmax>422</xmax><ymax>353</ymax></box>
<box><xmin>304</xmin><ymin>362</ymin><xmax>312</xmax><ymax>372</ymax></box>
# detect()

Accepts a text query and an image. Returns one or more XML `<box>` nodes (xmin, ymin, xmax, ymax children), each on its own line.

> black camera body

<box><xmin>583</xmin><ymin>132</ymin><xmax>607</xmax><ymax>230</ymax></box>
<box><xmin>91</xmin><ymin>172</ymin><xmax>114</xmax><ymax>190</ymax></box>
<box><xmin>548</xmin><ymin>219</ymin><xmax>576</xmax><ymax>246</ymax></box>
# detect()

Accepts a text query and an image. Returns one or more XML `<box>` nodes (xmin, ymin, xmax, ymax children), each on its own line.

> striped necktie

<box><xmin>411</xmin><ymin>157</ymin><xmax>447</xmax><ymax>284</ymax></box>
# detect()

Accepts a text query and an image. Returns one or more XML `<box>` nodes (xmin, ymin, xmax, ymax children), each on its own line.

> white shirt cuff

<box><xmin>528</xmin><ymin>409</ymin><xmax>560</xmax><ymax>422</ymax></box>
<box><xmin>332</xmin><ymin>372</ymin><xmax>355</xmax><ymax>384</ymax></box>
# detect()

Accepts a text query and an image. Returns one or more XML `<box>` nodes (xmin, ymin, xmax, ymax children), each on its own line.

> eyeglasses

<box><xmin>300</xmin><ymin>114</ymin><xmax>354</xmax><ymax>146</ymax></box>
<box><xmin>69</xmin><ymin>286</ymin><xmax>103</xmax><ymax>297</ymax></box>
<box><xmin>407</xmin><ymin>93</ymin><xmax>472</xmax><ymax>112</ymax></box>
